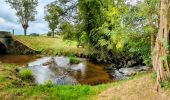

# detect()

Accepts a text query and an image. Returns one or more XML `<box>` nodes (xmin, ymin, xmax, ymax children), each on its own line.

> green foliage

<box><xmin>69</xmin><ymin>56</ymin><xmax>80</xmax><ymax>64</ymax></box>
<box><xmin>60</xmin><ymin>21</ymin><xmax>75</xmax><ymax>40</ymax></box>
<box><xmin>161</xmin><ymin>78</ymin><xmax>170</xmax><ymax>89</ymax></box>
<box><xmin>44</xmin><ymin>80</ymin><xmax>53</xmax><ymax>87</ymax></box>
<box><xmin>123</xmin><ymin>0</ymin><xmax>159</xmax><ymax>66</ymax></box>
<box><xmin>79</xmin><ymin>31</ymin><xmax>88</xmax><ymax>46</ymax></box>
<box><xmin>47</xmin><ymin>31</ymin><xmax>52</xmax><ymax>36</ymax></box>
<box><xmin>19</xmin><ymin>68</ymin><xmax>34</xmax><ymax>82</ymax></box>
<box><xmin>126</xmin><ymin>31</ymin><xmax>151</xmax><ymax>65</ymax></box>
<box><xmin>29</xmin><ymin>33</ymin><xmax>39</xmax><ymax>36</ymax></box>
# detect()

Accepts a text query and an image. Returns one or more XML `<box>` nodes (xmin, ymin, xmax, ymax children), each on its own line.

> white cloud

<box><xmin>0</xmin><ymin>17</ymin><xmax>6</xmax><ymax>24</ymax></box>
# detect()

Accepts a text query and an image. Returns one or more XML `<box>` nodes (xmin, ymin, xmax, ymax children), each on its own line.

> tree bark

<box><xmin>22</xmin><ymin>24</ymin><xmax>28</xmax><ymax>36</ymax></box>
<box><xmin>52</xmin><ymin>30</ymin><xmax>55</xmax><ymax>38</ymax></box>
<box><xmin>152</xmin><ymin>0</ymin><xmax>170</xmax><ymax>92</ymax></box>
<box><xmin>24</xmin><ymin>28</ymin><xmax>27</xmax><ymax>36</ymax></box>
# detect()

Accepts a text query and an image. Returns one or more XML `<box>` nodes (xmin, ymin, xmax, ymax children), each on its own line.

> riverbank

<box><xmin>15</xmin><ymin>36</ymin><xmax>144</xmax><ymax>67</ymax></box>
<box><xmin>97</xmin><ymin>74</ymin><xmax>170</xmax><ymax>100</ymax></box>
<box><xmin>0</xmin><ymin>62</ymin><xmax>149</xmax><ymax>100</ymax></box>
<box><xmin>15</xmin><ymin>36</ymin><xmax>90</xmax><ymax>57</ymax></box>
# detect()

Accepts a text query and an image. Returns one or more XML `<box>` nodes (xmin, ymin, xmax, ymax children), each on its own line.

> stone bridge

<box><xmin>0</xmin><ymin>31</ymin><xmax>39</xmax><ymax>54</ymax></box>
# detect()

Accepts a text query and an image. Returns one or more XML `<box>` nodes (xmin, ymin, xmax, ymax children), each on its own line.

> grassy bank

<box><xmin>0</xmin><ymin>63</ymin><xmax>149</xmax><ymax>100</ymax></box>
<box><xmin>15</xmin><ymin>36</ymin><xmax>90</xmax><ymax>56</ymax></box>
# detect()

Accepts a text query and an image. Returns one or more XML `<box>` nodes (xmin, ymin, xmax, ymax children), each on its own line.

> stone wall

<box><xmin>7</xmin><ymin>38</ymin><xmax>40</xmax><ymax>55</ymax></box>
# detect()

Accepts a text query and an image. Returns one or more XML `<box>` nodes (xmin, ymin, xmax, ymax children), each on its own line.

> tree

<box><xmin>125</xmin><ymin>0</ymin><xmax>159</xmax><ymax>65</ymax></box>
<box><xmin>77</xmin><ymin>0</ymin><xmax>128</xmax><ymax>61</ymax></box>
<box><xmin>153</xmin><ymin>0</ymin><xmax>170</xmax><ymax>91</ymax></box>
<box><xmin>6</xmin><ymin>0</ymin><xmax>38</xmax><ymax>36</ymax></box>
<box><xmin>45</xmin><ymin>3</ymin><xmax>63</xmax><ymax>38</ymax></box>
<box><xmin>138</xmin><ymin>0</ymin><xmax>159</xmax><ymax>52</ymax></box>
<box><xmin>60</xmin><ymin>21</ymin><xmax>74</xmax><ymax>39</ymax></box>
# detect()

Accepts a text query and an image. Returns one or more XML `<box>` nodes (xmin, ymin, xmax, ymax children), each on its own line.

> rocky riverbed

<box><xmin>105</xmin><ymin>64</ymin><xmax>150</xmax><ymax>80</ymax></box>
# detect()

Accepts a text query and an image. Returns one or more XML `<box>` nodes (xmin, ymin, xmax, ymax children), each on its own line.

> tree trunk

<box><xmin>52</xmin><ymin>30</ymin><xmax>55</xmax><ymax>38</ymax></box>
<box><xmin>152</xmin><ymin>0</ymin><xmax>170</xmax><ymax>92</ymax></box>
<box><xmin>22</xmin><ymin>24</ymin><xmax>28</xmax><ymax>36</ymax></box>
<box><xmin>24</xmin><ymin>28</ymin><xmax>27</xmax><ymax>36</ymax></box>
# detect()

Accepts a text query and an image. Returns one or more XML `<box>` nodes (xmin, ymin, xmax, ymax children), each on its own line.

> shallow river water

<box><xmin>0</xmin><ymin>55</ymin><xmax>112</xmax><ymax>85</ymax></box>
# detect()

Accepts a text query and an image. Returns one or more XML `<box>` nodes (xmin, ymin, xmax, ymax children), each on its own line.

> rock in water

<box><xmin>111</xmin><ymin>70</ymin><xmax>127</xmax><ymax>80</ymax></box>
<box><xmin>133</xmin><ymin>65</ymin><xmax>149</xmax><ymax>71</ymax></box>
<box><xmin>119</xmin><ymin>68</ymin><xmax>136</xmax><ymax>76</ymax></box>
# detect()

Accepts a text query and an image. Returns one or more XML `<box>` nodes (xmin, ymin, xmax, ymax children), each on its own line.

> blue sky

<box><xmin>0</xmin><ymin>0</ymin><xmax>55</xmax><ymax>35</ymax></box>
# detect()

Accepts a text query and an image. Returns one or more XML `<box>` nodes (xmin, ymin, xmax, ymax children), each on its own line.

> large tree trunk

<box><xmin>152</xmin><ymin>0</ymin><xmax>170</xmax><ymax>91</ymax></box>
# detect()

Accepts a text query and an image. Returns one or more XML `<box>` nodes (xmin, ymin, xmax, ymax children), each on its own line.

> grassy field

<box><xmin>0</xmin><ymin>62</ymin><xmax>149</xmax><ymax>100</ymax></box>
<box><xmin>15</xmin><ymin>36</ymin><xmax>90</xmax><ymax>56</ymax></box>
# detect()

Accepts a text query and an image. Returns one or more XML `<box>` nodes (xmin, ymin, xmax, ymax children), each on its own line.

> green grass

<box><xmin>0</xmin><ymin>63</ymin><xmax>149</xmax><ymax>100</ymax></box>
<box><xmin>15</xmin><ymin>36</ymin><xmax>89</xmax><ymax>56</ymax></box>
<box><xmin>69</xmin><ymin>56</ymin><xmax>80</xmax><ymax>64</ymax></box>
<box><xmin>19</xmin><ymin>68</ymin><xmax>34</xmax><ymax>82</ymax></box>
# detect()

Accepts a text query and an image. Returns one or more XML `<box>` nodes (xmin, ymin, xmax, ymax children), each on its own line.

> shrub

<box><xmin>29</xmin><ymin>33</ymin><xmax>39</xmax><ymax>36</ymax></box>
<box><xmin>19</xmin><ymin>69</ymin><xmax>34</xmax><ymax>82</ymax></box>
<box><xmin>161</xmin><ymin>78</ymin><xmax>170</xmax><ymax>89</ymax></box>
<box><xmin>69</xmin><ymin>56</ymin><xmax>80</xmax><ymax>64</ymax></box>
<box><xmin>44</xmin><ymin>80</ymin><xmax>53</xmax><ymax>87</ymax></box>
<box><xmin>15</xmin><ymin>66</ymin><xmax>20</xmax><ymax>72</ymax></box>
<box><xmin>47</xmin><ymin>32</ymin><xmax>52</xmax><ymax>36</ymax></box>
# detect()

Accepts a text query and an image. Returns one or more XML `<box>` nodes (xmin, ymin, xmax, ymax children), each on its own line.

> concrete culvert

<box><xmin>0</xmin><ymin>42</ymin><xmax>6</xmax><ymax>54</ymax></box>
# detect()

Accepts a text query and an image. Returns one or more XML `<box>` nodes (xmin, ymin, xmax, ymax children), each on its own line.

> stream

<box><xmin>0</xmin><ymin>55</ymin><xmax>112</xmax><ymax>85</ymax></box>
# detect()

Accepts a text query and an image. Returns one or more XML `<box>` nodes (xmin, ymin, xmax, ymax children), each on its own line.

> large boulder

<box><xmin>119</xmin><ymin>68</ymin><xmax>136</xmax><ymax>76</ymax></box>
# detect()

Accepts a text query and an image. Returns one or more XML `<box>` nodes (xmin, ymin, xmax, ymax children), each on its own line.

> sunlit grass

<box><xmin>15</xmin><ymin>36</ymin><xmax>89</xmax><ymax>56</ymax></box>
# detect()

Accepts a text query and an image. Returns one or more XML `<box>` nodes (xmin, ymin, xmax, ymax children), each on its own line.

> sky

<box><xmin>0</xmin><ymin>0</ymin><xmax>55</xmax><ymax>35</ymax></box>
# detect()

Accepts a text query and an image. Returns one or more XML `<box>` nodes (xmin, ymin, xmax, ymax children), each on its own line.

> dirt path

<box><xmin>97</xmin><ymin>74</ymin><xmax>170</xmax><ymax>100</ymax></box>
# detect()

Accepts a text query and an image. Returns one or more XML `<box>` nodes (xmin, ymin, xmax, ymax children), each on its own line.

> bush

<box><xmin>69</xmin><ymin>56</ymin><xmax>80</xmax><ymax>64</ymax></box>
<box><xmin>29</xmin><ymin>33</ymin><xmax>39</xmax><ymax>36</ymax></box>
<box><xmin>47</xmin><ymin>32</ymin><xmax>52</xmax><ymax>36</ymax></box>
<box><xmin>44</xmin><ymin>80</ymin><xmax>53</xmax><ymax>87</ymax></box>
<box><xmin>161</xmin><ymin>78</ymin><xmax>170</xmax><ymax>89</ymax></box>
<box><xmin>19</xmin><ymin>69</ymin><xmax>34</xmax><ymax>82</ymax></box>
